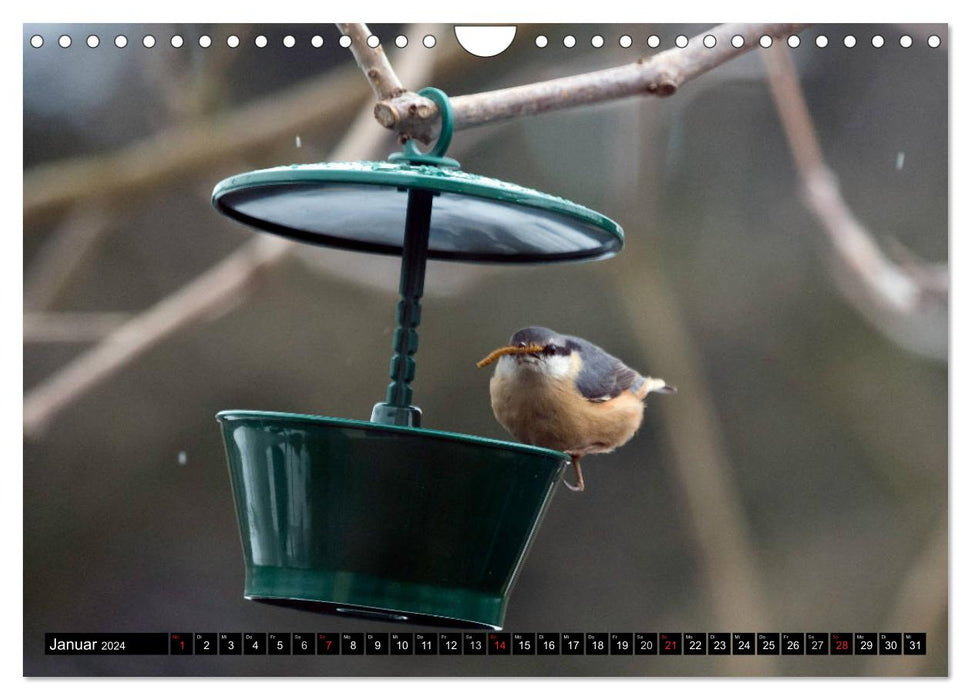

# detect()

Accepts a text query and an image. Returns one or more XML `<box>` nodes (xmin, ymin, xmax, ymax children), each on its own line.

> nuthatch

<box><xmin>477</xmin><ymin>326</ymin><xmax>675</xmax><ymax>492</ymax></box>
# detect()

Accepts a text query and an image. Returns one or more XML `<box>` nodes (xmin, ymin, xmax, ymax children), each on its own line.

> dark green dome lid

<box><xmin>212</xmin><ymin>160</ymin><xmax>624</xmax><ymax>264</ymax></box>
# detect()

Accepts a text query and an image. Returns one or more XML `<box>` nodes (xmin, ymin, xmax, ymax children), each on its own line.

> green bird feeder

<box><xmin>212</xmin><ymin>88</ymin><xmax>624</xmax><ymax>629</ymax></box>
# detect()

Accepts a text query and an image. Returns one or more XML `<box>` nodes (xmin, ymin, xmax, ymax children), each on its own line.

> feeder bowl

<box><xmin>219</xmin><ymin>411</ymin><xmax>567</xmax><ymax>629</ymax></box>
<box><xmin>212</xmin><ymin>88</ymin><xmax>622</xmax><ymax>629</ymax></box>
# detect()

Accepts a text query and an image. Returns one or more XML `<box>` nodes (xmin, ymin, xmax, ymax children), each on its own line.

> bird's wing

<box><xmin>568</xmin><ymin>337</ymin><xmax>644</xmax><ymax>402</ymax></box>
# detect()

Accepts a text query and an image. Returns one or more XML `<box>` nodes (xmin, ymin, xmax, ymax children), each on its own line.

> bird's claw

<box><xmin>562</xmin><ymin>477</ymin><xmax>585</xmax><ymax>492</ymax></box>
<box><xmin>563</xmin><ymin>457</ymin><xmax>585</xmax><ymax>492</ymax></box>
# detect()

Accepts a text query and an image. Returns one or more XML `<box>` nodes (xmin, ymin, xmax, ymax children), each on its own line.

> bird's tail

<box><xmin>635</xmin><ymin>376</ymin><xmax>676</xmax><ymax>400</ymax></box>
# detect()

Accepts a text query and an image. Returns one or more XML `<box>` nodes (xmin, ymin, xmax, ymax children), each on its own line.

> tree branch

<box><xmin>375</xmin><ymin>23</ymin><xmax>809</xmax><ymax>144</ymax></box>
<box><xmin>761</xmin><ymin>45</ymin><xmax>947</xmax><ymax>361</ymax></box>
<box><xmin>336</xmin><ymin>23</ymin><xmax>406</xmax><ymax>102</ymax></box>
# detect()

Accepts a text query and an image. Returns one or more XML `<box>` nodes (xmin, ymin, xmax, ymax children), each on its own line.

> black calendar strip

<box><xmin>44</xmin><ymin>632</ymin><xmax>927</xmax><ymax>656</ymax></box>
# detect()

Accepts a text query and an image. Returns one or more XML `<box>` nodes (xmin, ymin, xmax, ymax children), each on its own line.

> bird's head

<box><xmin>495</xmin><ymin>326</ymin><xmax>576</xmax><ymax>379</ymax></box>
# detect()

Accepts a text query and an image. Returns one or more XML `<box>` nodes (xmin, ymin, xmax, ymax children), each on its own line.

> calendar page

<box><xmin>22</xmin><ymin>21</ymin><xmax>948</xmax><ymax>678</ymax></box>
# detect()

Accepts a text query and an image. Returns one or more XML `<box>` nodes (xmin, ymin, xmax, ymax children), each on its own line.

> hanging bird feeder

<box><xmin>213</xmin><ymin>88</ymin><xmax>624</xmax><ymax>629</ymax></box>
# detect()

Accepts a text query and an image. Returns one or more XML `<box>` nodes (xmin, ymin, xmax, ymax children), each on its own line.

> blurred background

<box><xmin>23</xmin><ymin>23</ymin><xmax>947</xmax><ymax>676</ymax></box>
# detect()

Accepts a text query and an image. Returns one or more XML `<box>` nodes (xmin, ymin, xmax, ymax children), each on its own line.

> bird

<box><xmin>477</xmin><ymin>326</ymin><xmax>675</xmax><ymax>492</ymax></box>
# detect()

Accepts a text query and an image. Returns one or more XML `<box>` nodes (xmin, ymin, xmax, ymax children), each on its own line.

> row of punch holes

<box><xmin>29</xmin><ymin>31</ymin><xmax>943</xmax><ymax>51</ymax></box>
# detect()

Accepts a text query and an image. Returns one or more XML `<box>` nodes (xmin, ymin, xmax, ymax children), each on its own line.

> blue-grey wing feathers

<box><xmin>568</xmin><ymin>336</ymin><xmax>644</xmax><ymax>401</ymax></box>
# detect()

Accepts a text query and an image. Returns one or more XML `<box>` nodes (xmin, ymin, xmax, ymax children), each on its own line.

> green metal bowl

<box><xmin>218</xmin><ymin>410</ymin><xmax>568</xmax><ymax>630</ymax></box>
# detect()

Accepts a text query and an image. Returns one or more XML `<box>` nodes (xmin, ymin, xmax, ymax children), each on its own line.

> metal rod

<box><xmin>371</xmin><ymin>188</ymin><xmax>434</xmax><ymax>426</ymax></box>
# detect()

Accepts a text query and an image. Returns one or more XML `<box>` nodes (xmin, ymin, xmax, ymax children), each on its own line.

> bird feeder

<box><xmin>212</xmin><ymin>88</ymin><xmax>624</xmax><ymax>629</ymax></box>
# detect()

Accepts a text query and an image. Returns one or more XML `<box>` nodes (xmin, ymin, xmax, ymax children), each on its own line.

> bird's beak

<box><xmin>476</xmin><ymin>344</ymin><xmax>544</xmax><ymax>368</ymax></box>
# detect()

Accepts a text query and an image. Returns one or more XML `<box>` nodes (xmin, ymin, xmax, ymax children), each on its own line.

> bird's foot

<box><xmin>562</xmin><ymin>457</ymin><xmax>585</xmax><ymax>492</ymax></box>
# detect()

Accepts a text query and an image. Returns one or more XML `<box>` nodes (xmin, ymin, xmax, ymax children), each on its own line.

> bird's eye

<box><xmin>543</xmin><ymin>344</ymin><xmax>556</xmax><ymax>355</ymax></box>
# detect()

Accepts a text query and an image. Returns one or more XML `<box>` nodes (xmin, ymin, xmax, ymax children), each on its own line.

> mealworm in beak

<box><xmin>476</xmin><ymin>344</ymin><xmax>545</xmax><ymax>368</ymax></box>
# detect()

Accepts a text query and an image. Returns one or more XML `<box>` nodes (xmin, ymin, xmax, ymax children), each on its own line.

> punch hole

<box><xmin>255</xmin><ymin>35</ymin><xmax>268</xmax><ymax>48</ymax></box>
<box><xmin>312</xmin><ymin>35</ymin><xmax>324</xmax><ymax>48</ymax></box>
<box><xmin>283</xmin><ymin>35</ymin><xmax>296</xmax><ymax>48</ymax></box>
<box><xmin>787</xmin><ymin>35</ymin><xmax>800</xmax><ymax>48</ymax></box>
<box><xmin>30</xmin><ymin>35</ymin><xmax>43</xmax><ymax>48</ymax></box>
<box><xmin>367</xmin><ymin>34</ymin><xmax>380</xmax><ymax>48</ymax></box>
<box><xmin>703</xmin><ymin>34</ymin><xmax>716</xmax><ymax>48</ymax></box>
<box><xmin>171</xmin><ymin>35</ymin><xmax>184</xmax><ymax>48</ymax></box>
<box><xmin>563</xmin><ymin>35</ymin><xmax>576</xmax><ymax>48</ymax></box>
<box><xmin>227</xmin><ymin>35</ymin><xmax>240</xmax><ymax>48</ymax></box>
<box><xmin>815</xmin><ymin>35</ymin><xmax>828</xmax><ymax>48</ymax></box>
<box><xmin>58</xmin><ymin>35</ymin><xmax>71</xmax><ymax>48</ymax></box>
<box><xmin>843</xmin><ymin>35</ymin><xmax>856</xmax><ymax>48</ymax></box>
<box><xmin>591</xmin><ymin>35</ymin><xmax>604</xmax><ymax>48</ymax></box>
<box><xmin>143</xmin><ymin>35</ymin><xmax>156</xmax><ymax>48</ymax></box>
<box><xmin>454</xmin><ymin>26</ymin><xmax>516</xmax><ymax>56</ymax></box>
<box><xmin>675</xmin><ymin>35</ymin><xmax>688</xmax><ymax>48</ymax></box>
<box><xmin>422</xmin><ymin>34</ymin><xmax>436</xmax><ymax>48</ymax></box>
<box><xmin>394</xmin><ymin>35</ymin><xmax>407</xmax><ymax>48</ymax></box>
<box><xmin>199</xmin><ymin>35</ymin><xmax>212</xmax><ymax>48</ymax></box>
<box><xmin>86</xmin><ymin>35</ymin><xmax>99</xmax><ymax>48</ymax></box>
<box><xmin>900</xmin><ymin>35</ymin><xmax>912</xmax><ymax>48</ymax></box>
<box><xmin>731</xmin><ymin>35</ymin><xmax>744</xmax><ymax>48</ymax></box>
<box><xmin>928</xmin><ymin>35</ymin><xmax>941</xmax><ymax>48</ymax></box>
<box><xmin>115</xmin><ymin>35</ymin><xmax>128</xmax><ymax>48</ymax></box>
<box><xmin>339</xmin><ymin>35</ymin><xmax>352</xmax><ymax>48</ymax></box>
<box><xmin>619</xmin><ymin>35</ymin><xmax>632</xmax><ymax>48</ymax></box>
<box><xmin>871</xmin><ymin>35</ymin><xmax>884</xmax><ymax>48</ymax></box>
<box><xmin>759</xmin><ymin>35</ymin><xmax>772</xmax><ymax>48</ymax></box>
<box><xmin>647</xmin><ymin>35</ymin><xmax>660</xmax><ymax>48</ymax></box>
<box><xmin>535</xmin><ymin>35</ymin><xmax>548</xmax><ymax>48</ymax></box>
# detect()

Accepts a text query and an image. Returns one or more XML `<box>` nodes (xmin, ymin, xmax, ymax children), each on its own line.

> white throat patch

<box><xmin>496</xmin><ymin>352</ymin><xmax>572</xmax><ymax>380</ymax></box>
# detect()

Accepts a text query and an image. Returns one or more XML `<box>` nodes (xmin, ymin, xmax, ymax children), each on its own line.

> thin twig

<box><xmin>336</xmin><ymin>23</ymin><xmax>406</xmax><ymax>101</ymax></box>
<box><xmin>23</xmin><ymin>28</ymin><xmax>442</xmax><ymax>439</ymax></box>
<box><xmin>375</xmin><ymin>23</ymin><xmax>809</xmax><ymax>144</ymax></box>
<box><xmin>762</xmin><ymin>44</ymin><xmax>947</xmax><ymax>361</ymax></box>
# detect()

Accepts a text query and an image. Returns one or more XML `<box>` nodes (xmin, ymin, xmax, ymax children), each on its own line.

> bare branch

<box><xmin>336</xmin><ymin>23</ymin><xmax>406</xmax><ymax>101</ymax></box>
<box><xmin>23</xmin><ymin>29</ymin><xmax>442</xmax><ymax>439</ymax></box>
<box><xmin>376</xmin><ymin>23</ymin><xmax>809</xmax><ymax>144</ymax></box>
<box><xmin>762</xmin><ymin>45</ymin><xmax>947</xmax><ymax>360</ymax></box>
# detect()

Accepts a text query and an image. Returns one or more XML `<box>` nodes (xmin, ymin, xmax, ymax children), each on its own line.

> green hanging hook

<box><xmin>391</xmin><ymin>87</ymin><xmax>460</xmax><ymax>168</ymax></box>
